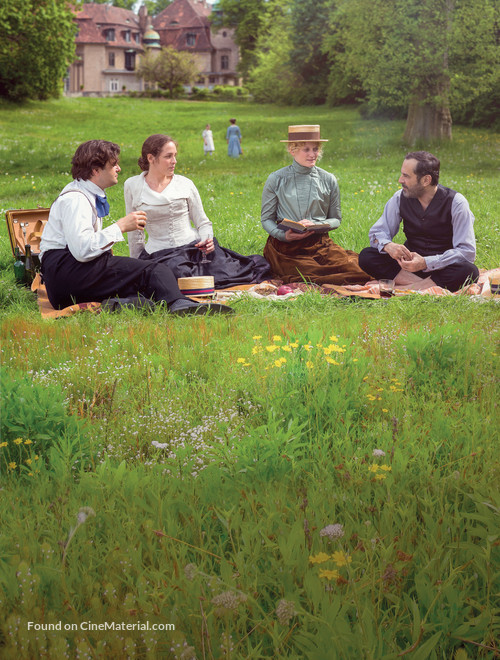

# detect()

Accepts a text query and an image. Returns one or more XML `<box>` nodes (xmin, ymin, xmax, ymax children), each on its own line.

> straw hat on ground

<box><xmin>280</xmin><ymin>125</ymin><xmax>328</xmax><ymax>143</ymax></box>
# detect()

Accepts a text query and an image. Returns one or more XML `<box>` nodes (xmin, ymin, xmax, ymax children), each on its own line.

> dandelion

<box><xmin>14</xmin><ymin>438</ymin><xmax>23</xmax><ymax>445</ymax></box>
<box><xmin>331</xmin><ymin>551</ymin><xmax>352</xmax><ymax>567</ymax></box>
<box><xmin>319</xmin><ymin>568</ymin><xmax>339</xmax><ymax>581</ymax></box>
<box><xmin>236</xmin><ymin>358</ymin><xmax>246</xmax><ymax>363</ymax></box>
<box><xmin>265</xmin><ymin>345</ymin><xmax>280</xmax><ymax>353</ymax></box>
<box><xmin>24</xmin><ymin>439</ymin><xmax>32</xmax><ymax>445</ymax></box>
<box><xmin>275</xmin><ymin>599</ymin><xmax>297</xmax><ymax>626</ymax></box>
<box><xmin>382</xmin><ymin>408</ymin><xmax>389</xmax><ymax>413</ymax></box>
<box><xmin>252</xmin><ymin>335</ymin><xmax>262</xmax><ymax>340</ymax></box>
<box><xmin>372</xmin><ymin>449</ymin><xmax>386</xmax><ymax>456</ymax></box>
<box><xmin>0</xmin><ymin>441</ymin><xmax>8</xmax><ymax>448</ymax></box>
<box><xmin>380</xmin><ymin>465</ymin><xmax>392</xmax><ymax>472</ymax></box>
<box><xmin>320</xmin><ymin>524</ymin><xmax>344</xmax><ymax>540</ymax></box>
<box><xmin>272</xmin><ymin>335</ymin><xmax>282</xmax><ymax>342</ymax></box>
<box><xmin>290</xmin><ymin>342</ymin><xmax>299</xmax><ymax>348</ymax></box>
<box><xmin>9</xmin><ymin>462</ymin><xmax>17</xmax><ymax>470</ymax></box>
<box><xmin>309</xmin><ymin>552</ymin><xmax>330</xmax><ymax>565</ymax></box>
<box><xmin>282</xmin><ymin>345</ymin><xmax>292</xmax><ymax>352</ymax></box>
<box><xmin>325</xmin><ymin>357</ymin><xmax>339</xmax><ymax>365</ymax></box>
<box><xmin>329</xmin><ymin>335</ymin><xmax>338</xmax><ymax>342</ymax></box>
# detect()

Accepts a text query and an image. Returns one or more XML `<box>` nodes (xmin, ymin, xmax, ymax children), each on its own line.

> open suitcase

<box><xmin>5</xmin><ymin>207</ymin><xmax>50</xmax><ymax>269</ymax></box>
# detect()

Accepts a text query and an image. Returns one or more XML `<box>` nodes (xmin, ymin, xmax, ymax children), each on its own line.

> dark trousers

<box><xmin>358</xmin><ymin>247</ymin><xmax>479</xmax><ymax>292</ymax></box>
<box><xmin>41</xmin><ymin>249</ymin><xmax>187</xmax><ymax>309</ymax></box>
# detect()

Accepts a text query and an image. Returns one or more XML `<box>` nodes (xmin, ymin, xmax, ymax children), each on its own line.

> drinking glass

<box><xmin>379</xmin><ymin>279</ymin><xmax>395</xmax><ymax>298</ymax></box>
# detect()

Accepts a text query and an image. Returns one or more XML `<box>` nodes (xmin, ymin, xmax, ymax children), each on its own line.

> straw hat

<box><xmin>280</xmin><ymin>125</ymin><xmax>328</xmax><ymax>143</ymax></box>
<box><xmin>178</xmin><ymin>276</ymin><xmax>215</xmax><ymax>297</ymax></box>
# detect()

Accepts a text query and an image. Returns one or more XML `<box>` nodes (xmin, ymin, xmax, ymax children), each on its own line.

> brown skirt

<box><xmin>263</xmin><ymin>234</ymin><xmax>370</xmax><ymax>285</ymax></box>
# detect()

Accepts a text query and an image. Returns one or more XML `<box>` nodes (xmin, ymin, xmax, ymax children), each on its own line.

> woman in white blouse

<box><xmin>124</xmin><ymin>134</ymin><xmax>269</xmax><ymax>287</ymax></box>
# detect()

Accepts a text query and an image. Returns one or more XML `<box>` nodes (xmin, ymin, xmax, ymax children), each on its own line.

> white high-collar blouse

<box><xmin>124</xmin><ymin>172</ymin><xmax>213</xmax><ymax>259</ymax></box>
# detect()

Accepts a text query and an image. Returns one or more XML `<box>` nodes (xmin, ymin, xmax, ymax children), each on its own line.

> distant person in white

<box><xmin>202</xmin><ymin>124</ymin><xmax>214</xmax><ymax>155</ymax></box>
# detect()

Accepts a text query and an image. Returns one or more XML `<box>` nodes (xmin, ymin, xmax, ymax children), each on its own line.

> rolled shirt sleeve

<box><xmin>187</xmin><ymin>183</ymin><xmax>213</xmax><ymax>242</ymax></box>
<box><xmin>368</xmin><ymin>191</ymin><xmax>402</xmax><ymax>253</ymax></box>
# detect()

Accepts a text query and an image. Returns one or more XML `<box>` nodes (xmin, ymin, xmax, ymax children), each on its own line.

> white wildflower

<box><xmin>320</xmin><ymin>524</ymin><xmax>344</xmax><ymax>540</ymax></box>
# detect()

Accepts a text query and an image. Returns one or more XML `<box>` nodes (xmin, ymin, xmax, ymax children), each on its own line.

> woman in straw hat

<box><xmin>261</xmin><ymin>125</ymin><xmax>369</xmax><ymax>285</ymax></box>
<box><xmin>125</xmin><ymin>134</ymin><xmax>270</xmax><ymax>287</ymax></box>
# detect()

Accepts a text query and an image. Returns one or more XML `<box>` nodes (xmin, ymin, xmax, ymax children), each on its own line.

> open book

<box><xmin>277</xmin><ymin>218</ymin><xmax>331</xmax><ymax>234</ymax></box>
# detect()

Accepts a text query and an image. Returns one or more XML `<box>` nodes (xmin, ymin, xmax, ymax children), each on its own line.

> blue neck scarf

<box><xmin>95</xmin><ymin>195</ymin><xmax>110</xmax><ymax>218</ymax></box>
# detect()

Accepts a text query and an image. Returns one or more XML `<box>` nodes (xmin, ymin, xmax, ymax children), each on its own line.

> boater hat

<box><xmin>280</xmin><ymin>125</ymin><xmax>328</xmax><ymax>143</ymax></box>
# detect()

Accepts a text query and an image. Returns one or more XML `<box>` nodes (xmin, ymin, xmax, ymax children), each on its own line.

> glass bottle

<box><xmin>14</xmin><ymin>247</ymin><xmax>26</xmax><ymax>284</ymax></box>
<box><xmin>24</xmin><ymin>245</ymin><xmax>35</xmax><ymax>286</ymax></box>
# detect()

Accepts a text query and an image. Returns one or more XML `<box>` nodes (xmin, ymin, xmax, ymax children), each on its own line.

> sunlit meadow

<box><xmin>0</xmin><ymin>98</ymin><xmax>499</xmax><ymax>659</ymax></box>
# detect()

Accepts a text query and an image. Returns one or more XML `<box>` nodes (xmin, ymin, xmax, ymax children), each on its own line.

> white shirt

<box><xmin>369</xmin><ymin>189</ymin><xmax>476</xmax><ymax>271</ymax></box>
<box><xmin>39</xmin><ymin>179</ymin><xmax>124</xmax><ymax>262</ymax></box>
<box><xmin>124</xmin><ymin>172</ymin><xmax>213</xmax><ymax>260</ymax></box>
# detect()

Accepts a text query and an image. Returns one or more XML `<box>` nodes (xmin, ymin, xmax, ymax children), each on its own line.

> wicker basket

<box><xmin>177</xmin><ymin>276</ymin><xmax>215</xmax><ymax>298</ymax></box>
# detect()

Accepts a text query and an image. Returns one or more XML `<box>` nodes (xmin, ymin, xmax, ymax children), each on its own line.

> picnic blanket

<box><xmin>31</xmin><ymin>269</ymin><xmax>499</xmax><ymax>319</ymax></box>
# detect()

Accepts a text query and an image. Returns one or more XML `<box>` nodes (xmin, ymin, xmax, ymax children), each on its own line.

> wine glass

<box><xmin>199</xmin><ymin>240</ymin><xmax>210</xmax><ymax>264</ymax></box>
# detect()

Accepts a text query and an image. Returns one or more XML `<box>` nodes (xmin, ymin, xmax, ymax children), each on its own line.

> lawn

<box><xmin>0</xmin><ymin>98</ymin><xmax>499</xmax><ymax>659</ymax></box>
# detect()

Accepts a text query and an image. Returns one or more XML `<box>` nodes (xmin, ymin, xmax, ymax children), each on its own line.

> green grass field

<box><xmin>0</xmin><ymin>99</ymin><xmax>499</xmax><ymax>659</ymax></box>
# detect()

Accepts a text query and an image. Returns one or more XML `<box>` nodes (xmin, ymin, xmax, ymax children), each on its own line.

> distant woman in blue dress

<box><xmin>226</xmin><ymin>118</ymin><xmax>242</xmax><ymax>158</ymax></box>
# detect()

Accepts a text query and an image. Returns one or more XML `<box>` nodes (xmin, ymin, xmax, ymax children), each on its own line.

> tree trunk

<box><xmin>403</xmin><ymin>94</ymin><xmax>452</xmax><ymax>146</ymax></box>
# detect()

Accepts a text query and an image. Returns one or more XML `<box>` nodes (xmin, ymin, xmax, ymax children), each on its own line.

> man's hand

<box><xmin>195</xmin><ymin>238</ymin><xmax>215</xmax><ymax>254</ymax></box>
<box><xmin>117</xmin><ymin>211</ymin><xmax>147</xmax><ymax>233</ymax></box>
<box><xmin>383</xmin><ymin>241</ymin><xmax>412</xmax><ymax>261</ymax></box>
<box><xmin>398</xmin><ymin>252</ymin><xmax>427</xmax><ymax>272</ymax></box>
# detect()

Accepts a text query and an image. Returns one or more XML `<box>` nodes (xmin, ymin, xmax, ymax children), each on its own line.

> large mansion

<box><xmin>65</xmin><ymin>0</ymin><xmax>239</xmax><ymax>96</ymax></box>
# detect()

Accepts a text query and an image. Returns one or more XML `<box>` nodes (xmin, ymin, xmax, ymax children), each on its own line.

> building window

<box><xmin>105</xmin><ymin>29</ymin><xmax>115</xmax><ymax>41</ymax></box>
<box><xmin>110</xmin><ymin>79</ymin><xmax>119</xmax><ymax>92</ymax></box>
<box><xmin>125</xmin><ymin>51</ymin><xmax>136</xmax><ymax>71</ymax></box>
<box><xmin>134</xmin><ymin>33</ymin><xmax>140</xmax><ymax>44</ymax></box>
<box><xmin>108</xmin><ymin>52</ymin><xmax>115</xmax><ymax>67</ymax></box>
<box><xmin>221</xmin><ymin>55</ymin><xmax>229</xmax><ymax>70</ymax></box>
<box><xmin>123</xmin><ymin>30</ymin><xmax>131</xmax><ymax>42</ymax></box>
<box><xmin>186</xmin><ymin>33</ymin><xmax>196</xmax><ymax>47</ymax></box>
<box><xmin>209</xmin><ymin>76</ymin><xmax>217</xmax><ymax>84</ymax></box>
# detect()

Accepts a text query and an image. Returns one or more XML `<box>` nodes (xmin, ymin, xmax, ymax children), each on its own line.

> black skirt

<box><xmin>139</xmin><ymin>238</ymin><xmax>271</xmax><ymax>288</ymax></box>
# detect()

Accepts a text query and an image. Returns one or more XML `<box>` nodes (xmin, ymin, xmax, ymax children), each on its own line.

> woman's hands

<box><xmin>285</xmin><ymin>219</ymin><xmax>314</xmax><ymax>241</ymax></box>
<box><xmin>196</xmin><ymin>238</ymin><xmax>215</xmax><ymax>254</ymax></box>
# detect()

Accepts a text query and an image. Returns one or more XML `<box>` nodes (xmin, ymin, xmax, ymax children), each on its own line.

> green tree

<box><xmin>247</xmin><ymin>2</ymin><xmax>297</xmax><ymax>104</ymax></box>
<box><xmin>0</xmin><ymin>0</ymin><xmax>77</xmax><ymax>102</ymax></box>
<box><xmin>211</xmin><ymin>0</ymin><xmax>270</xmax><ymax>79</ymax></box>
<box><xmin>136</xmin><ymin>46</ymin><xmax>199</xmax><ymax>97</ymax></box>
<box><xmin>325</xmin><ymin>0</ymin><xmax>499</xmax><ymax>142</ymax></box>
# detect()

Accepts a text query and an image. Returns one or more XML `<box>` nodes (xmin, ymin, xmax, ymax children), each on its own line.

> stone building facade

<box><xmin>64</xmin><ymin>0</ymin><xmax>239</xmax><ymax>96</ymax></box>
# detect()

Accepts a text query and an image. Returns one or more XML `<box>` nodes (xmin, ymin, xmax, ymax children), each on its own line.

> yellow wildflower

<box><xmin>252</xmin><ymin>335</ymin><xmax>262</xmax><ymax>340</ymax></box>
<box><xmin>304</xmin><ymin>344</ymin><xmax>313</xmax><ymax>351</ymax></box>
<box><xmin>319</xmin><ymin>569</ymin><xmax>340</xmax><ymax>581</ymax></box>
<box><xmin>9</xmin><ymin>462</ymin><xmax>17</xmax><ymax>470</ymax></box>
<box><xmin>282</xmin><ymin>345</ymin><xmax>292</xmax><ymax>352</ymax></box>
<box><xmin>0</xmin><ymin>442</ymin><xmax>8</xmax><ymax>448</ymax></box>
<box><xmin>26</xmin><ymin>459</ymin><xmax>32</xmax><ymax>466</ymax></box>
<box><xmin>331</xmin><ymin>552</ymin><xmax>352</xmax><ymax>567</ymax></box>
<box><xmin>265</xmin><ymin>345</ymin><xmax>280</xmax><ymax>353</ymax></box>
<box><xmin>290</xmin><ymin>342</ymin><xmax>299</xmax><ymax>348</ymax></box>
<box><xmin>14</xmin><ymin>438</ymin><xmax>23</xmax><ymax>445</ymax></box>
<box><xmin>24</xmin><ymin>439</ymin><xmax>32</xmax><ymax>445</ymax></box>
<box><xmin>329</xmin><ymin>335</ymin><xmax>339</xmax><ymax>342</ymax></box>
<box><xmin>272</xmin><ymin>335</ymin><xmax>282</xmax><ymax>342</ymax></box>
<box><xmin>375</xmin><ymin>473</ymin><xmax>386</xmax><ymax>480</ymax></box>
<box><xmin>325</xmin><ymin>357</ymin><xmax>339</xmax><ymax>365</ymax></box>
<box><xmin>382</xmin><ymin>408</ymin><xmax>388</xmax><ymax>413</ymax></box>
<box><xmin>309</xmin><ymin>552</ymin><xmax>330</xmax><ymax>565</ymax></box>
<box><xmin>252</xmin><ymin>346</ymin><xmax>262</xmax><ymax>355</ymax></box>
<box><xmin>306</xmin><ymin>361</ymin><xmax>314</xmax><ymax>369</ymax></box>
<box><xmin>368</xmin><ymin>464</ymin><xmax>379</xmax><ymax>472</ymax></box>
<box><xmin>380</xmin><ymin>465</ymin><xmax>392</xmax><ymax>471</ymax></box>
<box><xmin>237</xmin><ymin>358</ymin><xmax>246</xmax><ymax>363</ymax></box>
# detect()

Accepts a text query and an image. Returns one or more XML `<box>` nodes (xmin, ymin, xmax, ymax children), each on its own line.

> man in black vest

<box><xmin>358</xmin><ymin>151</ymin><xmax>479</xmax><ymax>292</ymax></box>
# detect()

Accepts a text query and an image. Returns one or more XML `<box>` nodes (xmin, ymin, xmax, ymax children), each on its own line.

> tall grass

<box><xmin>0</xmin><ymin>99</ymin><xmax>499</xmax><ymax>659</ymax></box>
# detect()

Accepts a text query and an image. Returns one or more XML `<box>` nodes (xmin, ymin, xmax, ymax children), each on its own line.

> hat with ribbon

<box><xmin>280</xmin><ymin>125</ymin><xmax>328</xmax><ymax>143</ymax></box>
